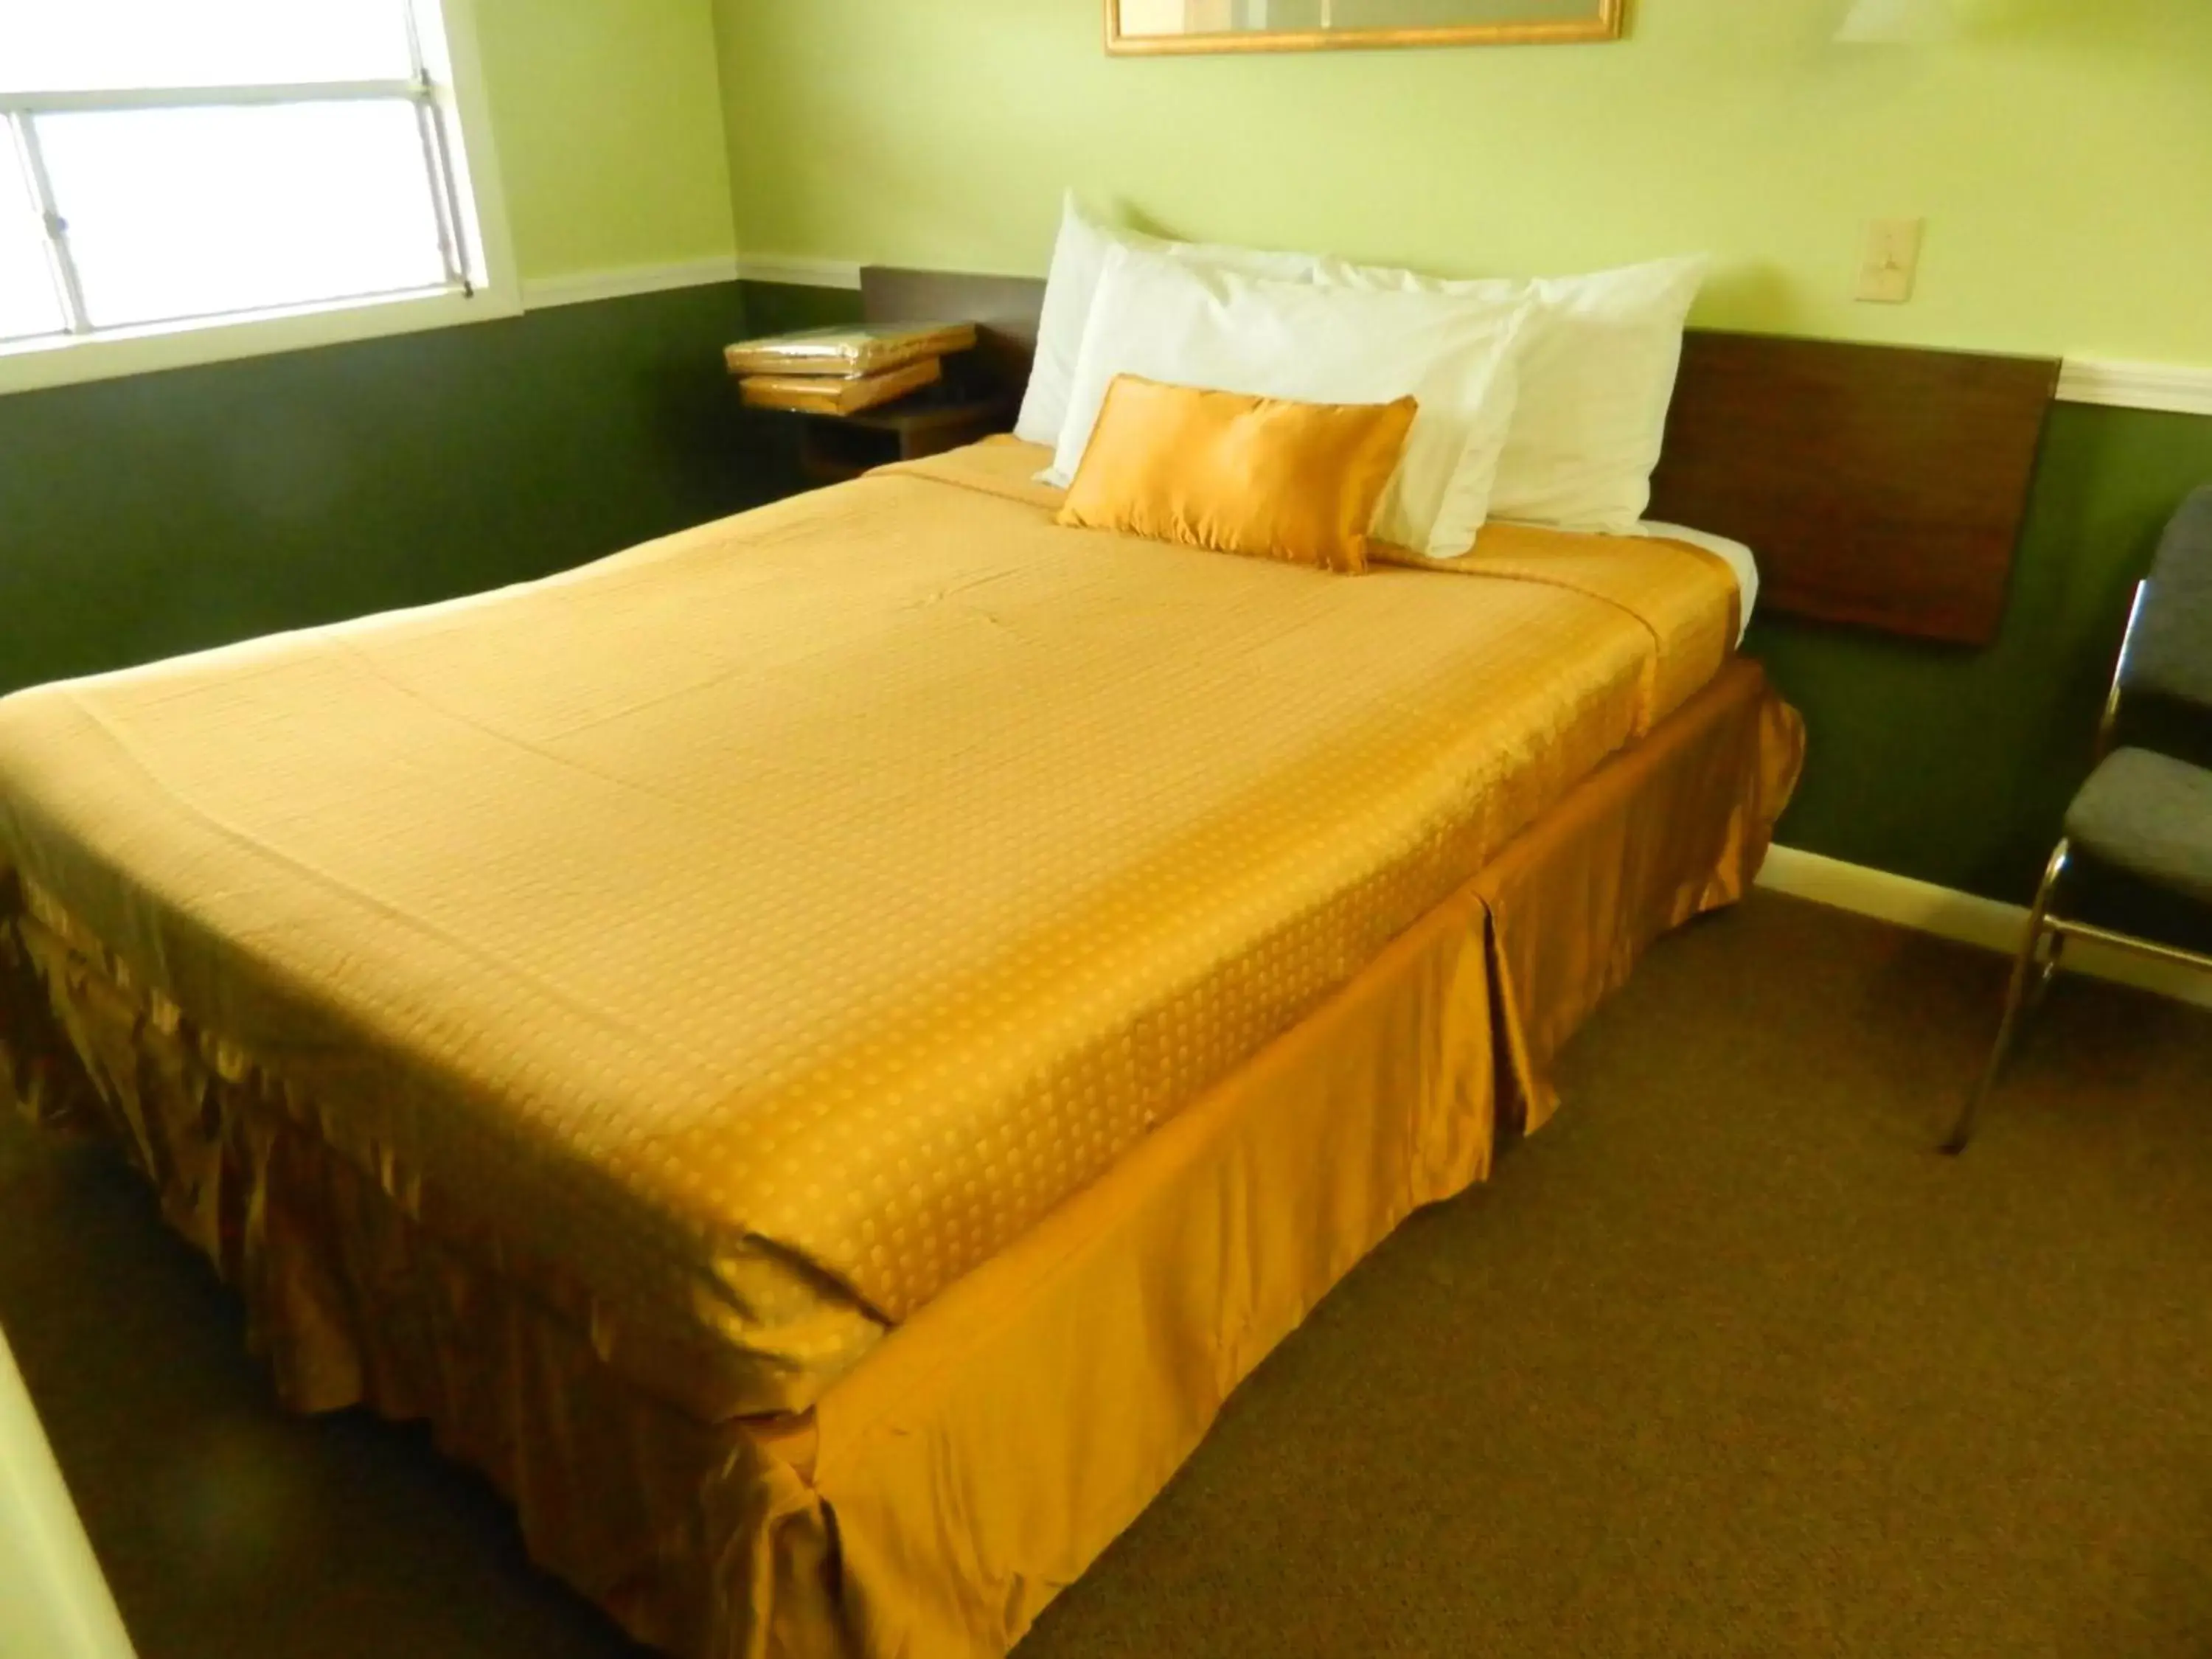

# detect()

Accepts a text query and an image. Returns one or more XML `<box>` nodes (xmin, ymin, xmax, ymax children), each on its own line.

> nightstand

<box><xmin>788</xmin><ymin>388</ymin><xmax>1018</xmax><ymax>487</ymax></box>
<box><xmin>741</xmin><ymin>266</ymin><xmax>1042</xmax><ymax>493</ymax></box>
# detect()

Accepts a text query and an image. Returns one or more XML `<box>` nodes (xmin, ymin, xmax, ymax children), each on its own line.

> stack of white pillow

<box><xmin>1018</xmin><ymin>195</ymin><xmax>1709</xmax><ymax>560</ymax></box>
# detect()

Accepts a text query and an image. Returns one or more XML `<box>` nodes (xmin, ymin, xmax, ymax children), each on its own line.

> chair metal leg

<box><xmin>1944</xmin><ymin>841</ymin><xmax>2071</xmax><ymax>1155</ymax></box>
<box><xmin>2027</xmin><ymin>931</ymin><xmax>2068</xmax><ymax>1020</ymax></box>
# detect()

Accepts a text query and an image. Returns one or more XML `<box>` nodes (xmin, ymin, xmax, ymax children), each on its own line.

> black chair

<box><xmin>1945</xmin><ymin>486</ymin><xmax>2212</xmax><ymax>1152</ymax></box>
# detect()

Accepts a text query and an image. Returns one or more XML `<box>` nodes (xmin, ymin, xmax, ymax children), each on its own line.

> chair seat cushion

<box><xmin>2064</xmin><ymin>747</ymin><xmax>2212</xmax><ymax>905</ymax></box>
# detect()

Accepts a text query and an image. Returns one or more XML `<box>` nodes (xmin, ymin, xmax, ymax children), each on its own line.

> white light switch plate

<box><xmin>1857</xmin><ymin>218</ymin><xmax>1926</xmax><ymax>305</ymax></box>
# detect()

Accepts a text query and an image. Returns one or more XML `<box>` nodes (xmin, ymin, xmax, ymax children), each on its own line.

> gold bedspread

<box><xmin>0</xmin><ymin>438</ymin><xmax>1737</xmax><ymax>1422</ymax></box>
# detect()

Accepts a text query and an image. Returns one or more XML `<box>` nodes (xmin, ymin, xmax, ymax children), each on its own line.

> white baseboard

<box><xmin>0</xmin><ymin>1329</ymin><xmax>137</xmax><ymax>1659</ymax></box>
<box><xmin>520</xmin><ymin>257</ymin><xmax>742</xmax><ymax>310</ymax></box>
<box><xmin>1756</xmin><ymin>845</ymin><xmax>2212</xmax><ymax>1012</ymax></box>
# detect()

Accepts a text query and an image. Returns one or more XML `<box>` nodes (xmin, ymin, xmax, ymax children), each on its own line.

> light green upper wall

<box><xmin>714</xmin><ymin>0</ymin><xmax>2212</xmax><ymax>363</ymax></box>
<box><xmin>476</xmin><ymin>0</ymin><xmax>737</xmax><ymax>279</ymax></box>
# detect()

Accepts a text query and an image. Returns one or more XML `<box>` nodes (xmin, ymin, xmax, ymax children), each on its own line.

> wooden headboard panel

<box><xmin>1648</xmin><ymin>333</ymin><xmax>2058</xmax><ymax>644</ymax></box>
<box><xmin>861</xmin><ymin>265</ymin><xmax>2059</xmax><ymax>645</ymax></box>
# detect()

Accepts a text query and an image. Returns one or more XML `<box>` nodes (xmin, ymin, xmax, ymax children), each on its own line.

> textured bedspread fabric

<box><xmin>0</xmin><ymin>439</ymin><xmax>1737</xmax><ymax>1422</ymax></box>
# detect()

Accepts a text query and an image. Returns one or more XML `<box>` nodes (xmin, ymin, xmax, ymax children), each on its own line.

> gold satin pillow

<box><xmin>1056</xmin><ymin>376</ymin><xmax>1418</xmax><ymax>574</ymax></box>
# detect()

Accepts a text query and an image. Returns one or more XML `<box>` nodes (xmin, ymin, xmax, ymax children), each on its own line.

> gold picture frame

<box><xmin>1105</xmin><ymin>0</ymin><xmax>1624</xmax><ymax>55</ymax></box>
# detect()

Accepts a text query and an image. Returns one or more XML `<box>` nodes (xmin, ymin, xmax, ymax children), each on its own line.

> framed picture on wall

<box><xmin>1106</xmin><ymin>0</ymin><xmax>1624</xmax><ymax>55</ymax></box>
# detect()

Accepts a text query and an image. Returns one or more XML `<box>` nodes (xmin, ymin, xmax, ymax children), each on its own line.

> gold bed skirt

<box><xmin>1</xmin><ymin>660</ymin><xmax>1802</xmax><ymax>1659</ymax></box>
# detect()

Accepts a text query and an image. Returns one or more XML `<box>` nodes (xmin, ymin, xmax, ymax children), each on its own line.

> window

<box><xmin>0</xmin><ymin>0</ymin><xmax>513</xmax><ymax>394</ymax></box>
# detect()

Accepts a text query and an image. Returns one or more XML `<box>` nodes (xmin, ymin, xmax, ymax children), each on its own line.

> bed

<box><xmin>0</xmin><ymin>260</ymin><xmax>2056</xmax><ymax>1658</ymax></box>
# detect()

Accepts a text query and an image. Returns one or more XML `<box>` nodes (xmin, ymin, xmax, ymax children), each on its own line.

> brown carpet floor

<box><xmin>5</xmin><ymin>891</ymin><xmax>2212</xmax><ymax>1659</ymax></box>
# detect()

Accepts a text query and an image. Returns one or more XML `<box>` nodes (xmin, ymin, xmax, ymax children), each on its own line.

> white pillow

<box><xmin>1047</xmin><ymin>245</ymin><xmax>1531</xmax><ymax>559</ymax></box>
<box><xmin>1014</xmin><ymin>193</ymin><xmax>1328</xmax><ymax>449</ymax></box>
<box><xmin>1323</xmin><ymin>254</ymin><xmax>1709</xmax><ymax>533</ymax></box>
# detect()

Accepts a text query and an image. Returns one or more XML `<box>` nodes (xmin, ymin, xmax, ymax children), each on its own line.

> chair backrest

<box><xmin>2121</xmin><ymin>485</ymin><xmax>2212</xmax><ymax>713</ymax></box>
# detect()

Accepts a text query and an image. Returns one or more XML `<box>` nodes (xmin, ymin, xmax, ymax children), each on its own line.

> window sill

<box><xmin>0</xmin><ymin>279</ymin><xmax>524</xmax><ymax>398</ymax></box>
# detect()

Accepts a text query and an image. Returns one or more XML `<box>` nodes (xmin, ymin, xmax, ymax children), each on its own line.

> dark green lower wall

<box><xmin>1</xmin><ymin>282</ymin><xmax>765</xmax><ymax>698</ymax></box>
<box><xmin>1752</xmin><ymin>403</ymin><xmax>2212</xmax><ymax>904</ymax></box>
<box><xmin>738</xmin><ymin>279</ymin><xmax>865</xmax><ymax>336</ymax></box>
<box><xmin>10</xmin><ymin>277</ymin><xmax>2210</xmax><ymax>911</ymax></box>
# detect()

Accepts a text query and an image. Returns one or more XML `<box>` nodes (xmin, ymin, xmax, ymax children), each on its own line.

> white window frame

<box><xmin>0</xmin><ymin>0</ymin><xmax>518</xmax><ymax>398</ymax></box>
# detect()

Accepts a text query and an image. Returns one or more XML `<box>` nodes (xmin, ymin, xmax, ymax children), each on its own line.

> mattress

<box><xmin>0</xmin><ymin>437</ymin><xmax>1739</xmax><ymax>1422</ymax></box>
<box><xmin>1635</xmin><ymin>521</ymin><xmax>1760</xmax><ymax>640</ymax></box>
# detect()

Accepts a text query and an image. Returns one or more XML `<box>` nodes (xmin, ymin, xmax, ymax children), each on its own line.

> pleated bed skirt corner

<box><xmin>0</xmin><ymin>658</ymin><xmax>1804</xmax><ymax>1659</ymax></box>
